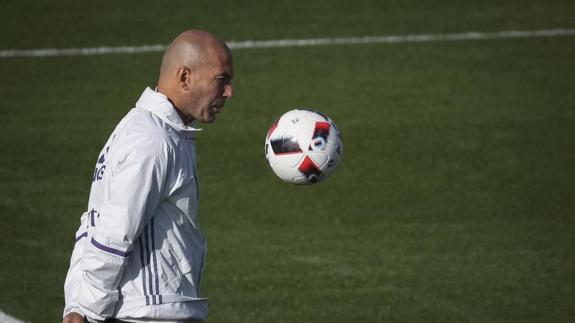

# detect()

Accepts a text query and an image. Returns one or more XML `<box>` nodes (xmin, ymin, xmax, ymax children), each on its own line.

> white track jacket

<box><xmin>64</xmin><ymin>88</ymin><xmax>207</xmax><ymax>322</ymax></box>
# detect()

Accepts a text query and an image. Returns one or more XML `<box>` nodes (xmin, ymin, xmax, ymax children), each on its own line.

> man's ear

<box><xmin>177</xmin><ymin>66</ymin><xmax>192</xmax><ymax>91</ymax></box>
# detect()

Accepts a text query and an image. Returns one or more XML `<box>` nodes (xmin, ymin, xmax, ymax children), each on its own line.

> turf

<box><xmin>0</xmin><ymin>1</ymin><xmax>574</xmax><ymax>322</ymax></box>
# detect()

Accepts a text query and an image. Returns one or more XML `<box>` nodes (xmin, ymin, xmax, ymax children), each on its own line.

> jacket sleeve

<box><xmin>63</xmin><ymin>212</ymin><xmax>90</xmax><ymax>318</ymax></box>
<box><xmin>78</xmin><ymin>132</ymin><xmax>170</xmax><ymax>321</ymax></box>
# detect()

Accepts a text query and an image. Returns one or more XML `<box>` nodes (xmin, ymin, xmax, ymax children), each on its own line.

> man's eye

<box><xmin>216</xmin><ymin>75</ymin><xmax>231</xmax><ymax>84</ymax></box>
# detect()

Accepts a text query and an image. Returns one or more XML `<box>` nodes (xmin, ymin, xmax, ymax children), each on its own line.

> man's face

<box><xmin>184</xmin><ymin>51</ymin><xmax>234</xmax><ymax>123</ymax></box>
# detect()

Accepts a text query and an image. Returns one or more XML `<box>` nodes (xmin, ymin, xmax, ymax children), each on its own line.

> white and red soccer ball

<box><xmin>265</xmin><ymin>109</ymin><xmax>342</xmax><ymax>184</ymax></box>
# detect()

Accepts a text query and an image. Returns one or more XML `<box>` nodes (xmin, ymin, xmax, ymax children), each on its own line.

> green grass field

<box><xmin>1</xmin><ymin>1</ymin><xmax>574</xmax><ymax>322</ymax></box>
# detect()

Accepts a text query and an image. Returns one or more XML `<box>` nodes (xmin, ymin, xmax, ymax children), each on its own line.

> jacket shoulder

<box><xmin>106</xmin><ymin>109</ymin><xmax>176</xmax><ymax>164</ymax></box>
<box><xmin>118</xmin><ymin>109</ymin><xmax>176</xmax><ymax>143</ymax></box>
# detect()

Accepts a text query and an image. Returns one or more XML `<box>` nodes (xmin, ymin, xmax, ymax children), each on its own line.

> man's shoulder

<box><xmin>118</xmin><ymin>108</ymin><xmax>177</xmax><ymax>140</ymax></box>
<box><xmin>124</xmin><ymin>108</ymin><xmax>169</xmax><ymax>130</ymax></box>
<box><xmin>110</xmin><ymin>109</ymin><xmax>176</xmax><ymax>155</ymax></box>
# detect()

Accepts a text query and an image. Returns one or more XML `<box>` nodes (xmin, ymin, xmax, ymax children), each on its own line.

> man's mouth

<box><xmin>211</xmin><ymin>103</ymin><xmax>224</xmax><ymax>114</ymax></box>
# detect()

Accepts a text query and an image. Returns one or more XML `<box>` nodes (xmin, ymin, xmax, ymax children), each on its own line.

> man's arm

<box><xmin>77</xmin><ymin>133</ymin><xmax>170</xmax><ymax>321</ymax></box>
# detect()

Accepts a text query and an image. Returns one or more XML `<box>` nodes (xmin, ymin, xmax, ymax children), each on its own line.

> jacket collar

<box><xmin>135</xmin><ymin>87</ymin><xmax>202</xmax><ymax>132</ymax></box>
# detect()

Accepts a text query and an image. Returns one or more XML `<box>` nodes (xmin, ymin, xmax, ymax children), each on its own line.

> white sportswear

<box><xmin>64</xmin><ymin>87</ymin><xmax>207</xmax><ymax>322</ymax></box>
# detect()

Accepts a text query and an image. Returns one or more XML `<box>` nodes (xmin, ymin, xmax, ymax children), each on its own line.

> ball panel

<box><xmin>272</xmin><ymin>163</ymin><xmax>306</xmax><ymax>182</ymax></box>
<box><xmin>266</xmin><ymin>119</ymin><xmax>279</xmax><ymax>139</ymax></box>
<box><xmin>306</xmin><ymin>152</ymin><xmax>329</xmax><ymax>168</ymax></box>
<box><xmin>267</xmin><ymin>151</ymin><xmax>304</xmax><ymax>168</ymax></box>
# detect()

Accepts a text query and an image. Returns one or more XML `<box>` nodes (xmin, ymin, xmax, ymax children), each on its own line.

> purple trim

<box><xmin>197</xmin><ymin>238</ymin><xmax>205</xmax><ymax>296</ymax></box>
<box><xmin>88</xmin><ymin>209</ymin><xmax>98</xmax><ymax>227</ymax></box>
<box><xmin>139</xmin><ymin>235</ymin><xmax>150</xmax><ymax>306</ymax></box>
<box><xmin>75</xmin><ymin>232</ymin><xmax>88</xmax><ymax>243</ymax></box>
<box><xmin>144</xmin><ymin>226</ymin><xmax>155</xmax><ymax>304</ymax></box>
<box><xmin>193</xmin><ymin>166</ymin><xmax>199</xmax><ymax>201</ymax></box>
<box><xmin>151</xmin><ymin>217</ymin><xmax>161</xmax><ymax>304</ymax></box>
<box><xmin>91</xmin><ymin>237</ymin><xmax>132</xmax><ymax>257</ymax></box>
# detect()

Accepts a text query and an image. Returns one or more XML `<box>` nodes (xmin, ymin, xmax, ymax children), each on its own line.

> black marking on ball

<box><xmin>270</xmin><ymin>136</ymin><xmax>302</xmax><ymax>155</ymax></box>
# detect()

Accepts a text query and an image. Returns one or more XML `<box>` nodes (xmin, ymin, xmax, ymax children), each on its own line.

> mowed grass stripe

<box><xmin>0</xmin><ymin>28</ymin><xmax>574</xmax><ymax>58</ymax></box>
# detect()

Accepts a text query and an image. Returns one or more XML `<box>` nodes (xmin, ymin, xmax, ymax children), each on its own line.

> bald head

<box><xmin>160</xmin><ymin>30</ymin><xmax>231</xmax><ymax>76</ymax></box>
<box><xmin>157</xmin><ymin>30</ymin><xmax>234</xmax><ymax>124</ymax></box>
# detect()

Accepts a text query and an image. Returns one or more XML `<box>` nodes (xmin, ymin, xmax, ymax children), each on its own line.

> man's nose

<box><xmin>223</xmin><ymin>84</ymin><xmax>234</xmax><ymax>100</ymax></box>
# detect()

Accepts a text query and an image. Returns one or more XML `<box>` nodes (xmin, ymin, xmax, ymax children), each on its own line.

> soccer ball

<box><xmin>265</xmin><ymin>109</ymin><xmax>342</xmax><ymax>184</ymax></box>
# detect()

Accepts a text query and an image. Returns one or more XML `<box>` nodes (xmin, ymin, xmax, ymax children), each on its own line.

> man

<box><xmin>62</xmin><ymin>30</ymin><xmax>234</xmax><ymax>323</ymax></box>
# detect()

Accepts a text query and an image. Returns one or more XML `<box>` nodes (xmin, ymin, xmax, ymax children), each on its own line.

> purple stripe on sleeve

<box><xmin>74</xmin><ymin>232</ymin><xmax>88</xmax><ymax>243</ymax></box>
<box><xmin>139</xmin><ymin>235</ymin><xmax>150</xmax><ymax>305</ymax></box>
<box><xmin>144</xmin><ymin>226</ymin><xmax>155</xmax><ymax>304</ymax></box>
<box><xmin>150</xmin><ymin>217</ymin><xmax>162</xmax><ymax>304</ymax></box>
<box><xmin>91</xmin><ymin>237</ymin><xmax>132</xmax><ymax>257</ymax></box>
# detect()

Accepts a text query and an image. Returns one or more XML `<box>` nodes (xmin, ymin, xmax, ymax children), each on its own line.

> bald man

<box><xmin>62</xmin><ymin>30</ymin><xmax>234</xmax><ymax>323</ymax></box>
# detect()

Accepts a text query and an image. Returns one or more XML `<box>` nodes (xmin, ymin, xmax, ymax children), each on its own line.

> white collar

<box><xmin>135</xmin><ymin>87</ymin><xmax>203</xmax><ymax>132</ymax></box>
